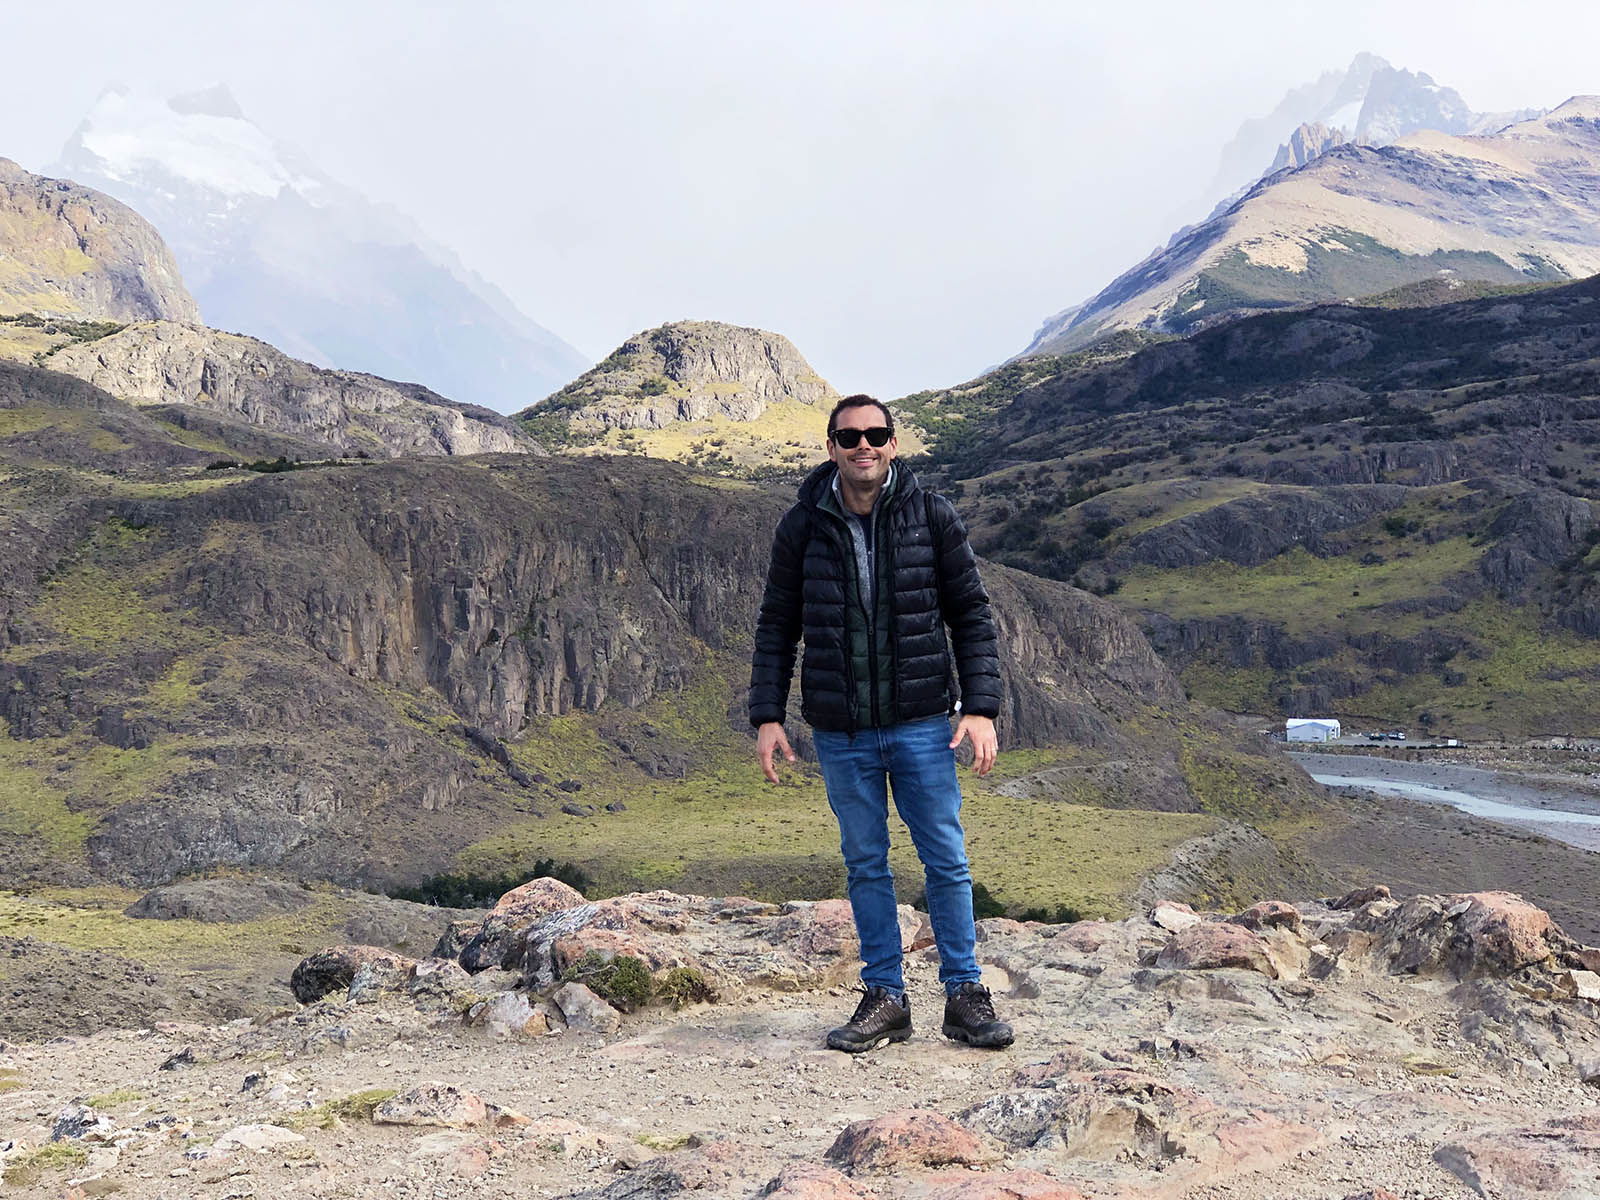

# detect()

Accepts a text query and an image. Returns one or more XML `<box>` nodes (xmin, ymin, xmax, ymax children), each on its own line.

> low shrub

<box><xmin>562</xmin><ymin>951</ymin><xmax>653</xmax><ymax>1011</ymax></box>
<box><xmin>655</xmin><ymin>966</ymin><xmax>717</xmax><ymax>1008</ymax></box>
<box><xmin>386</xmin><ymin>858</ymin><xmax>591</xmax><ymax>907</ymax></box>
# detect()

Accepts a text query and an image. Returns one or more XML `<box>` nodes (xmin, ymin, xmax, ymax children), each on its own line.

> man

<box><xmin>749</xmin><ymin>393</ymin><xmax>1013</xmax><ymax>1053</ymax></box>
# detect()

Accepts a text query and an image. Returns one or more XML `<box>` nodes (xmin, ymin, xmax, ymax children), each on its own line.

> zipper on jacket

<box><xmin>884</xmin><ymin>497</ymin><xmax>901</xmax><ymax>717</ymax></box>
<box><xmin>819</xmin><ymin>513</ymin><xmax>862</xmax><ymax>733</ymax></box>
<box><xmin>865</xmin><ymin>515</ymin><xmax>880</xmax><ymax>727</ymax></box>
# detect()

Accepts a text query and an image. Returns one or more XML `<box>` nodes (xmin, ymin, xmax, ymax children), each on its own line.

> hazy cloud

<box><xmin>3</xmin><ymin>0</ymin><xmax>1598</xmax><ymax>396</ymax></box>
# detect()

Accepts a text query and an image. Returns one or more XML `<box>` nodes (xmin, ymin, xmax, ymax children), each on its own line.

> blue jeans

<box><xmin>812</xmin><ymin>714</ymin><xmax>980</xmax><ymax>996</ymax></box>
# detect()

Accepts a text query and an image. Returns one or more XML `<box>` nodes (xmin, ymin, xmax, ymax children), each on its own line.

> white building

<box><xmin>1286</xmin><ymin>718</ymin><xmax>1341</xmax><ymax>743</ymax></box>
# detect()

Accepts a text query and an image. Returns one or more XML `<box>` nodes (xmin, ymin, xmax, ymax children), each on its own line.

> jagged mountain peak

<box><xmin>166</xmin><ymin>82</ymin><xmax>247</xmax><ymax>120</ymax></box>
<box><xmin>1022</xmin><ymin>111</ymin><xmax>1600</xmax><ymax>359</ymax></box>
<box><xmin>1200</xmin><ymin>53</ymin><xmax>1542</xmax><ymax>218</ymax></box>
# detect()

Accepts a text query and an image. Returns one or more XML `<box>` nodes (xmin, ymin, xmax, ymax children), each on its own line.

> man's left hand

<box><xmin>950</xmin><ymin>714</ymin><xmax>998</xmax><ymax>776</ymax></box>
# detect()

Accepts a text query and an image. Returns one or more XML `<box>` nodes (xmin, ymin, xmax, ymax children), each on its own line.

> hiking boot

<box><xmin>942</xmin><ymin>981</ymin><xmax>1013</xmax><ymax>1048</ymax></box>
<box><xmin>826</xmin><ymin>985</ymin><xmax>912</xmax><ymax>1053</ymax></box>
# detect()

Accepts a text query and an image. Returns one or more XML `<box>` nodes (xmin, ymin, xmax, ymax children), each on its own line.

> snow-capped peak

<box><xmin>66</xmin><ymin>85</ymin><xmax>325</xmax><ymax>202</ymax></box>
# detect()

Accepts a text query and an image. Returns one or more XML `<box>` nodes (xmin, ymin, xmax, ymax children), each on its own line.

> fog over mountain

<box><xmin>2</xmin><ymin>3</ymin><xmax>1598</xmax><ymax>397</ymax></box>
<box><xmin>1200</xmin><ymin>52</ymin><xmax>1540</xmax><ymax>218</ymax></box>
<box><xmin>53</xmin><ymin>85</ymin><xmax>587</xmax><ymax>413</ymax></box>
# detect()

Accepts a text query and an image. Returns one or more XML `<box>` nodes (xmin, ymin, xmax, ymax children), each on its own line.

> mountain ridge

<box><xmin>1022</xmin><ymin>99</ymin><xmax>1600</xmax><ymax>358</ymax></box>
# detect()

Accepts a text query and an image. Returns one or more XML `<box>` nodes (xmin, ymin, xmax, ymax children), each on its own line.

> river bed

<box><xmin>1291</xmin><ymin>752</ymin><xmax>1600</xmax><ymax>853</ymax></box>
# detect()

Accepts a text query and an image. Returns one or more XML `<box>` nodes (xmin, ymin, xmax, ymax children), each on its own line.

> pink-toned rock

<box><xmin>459</xmin><ymin>877</ymin><xmax>588</xmax><ymax>972</ymax></box>
<box><xmin>1011</xmin><ymin>1047</ymin><xmax>1094</xmax><ymax>1086</ymax></box>
<box><xmin>826</xmin><ymin>1109</ymin><xmax>1000</xmax><ymax>1172</ymax></box>
<box><xmin>467</xmin><ymin>990</ymin><xmax>550</xmax><ymax>1038</ymax></box>
<box><xmin>408</xmin><ymin>1131</ymin><xmax>501</xmax><ymax>1178</ymax></box>
<box><xmin>1051</xmin><ymin>921</ymin><xmax>1115</xmax><ymax>953</ymax></box>
<box><xmin>1331</xmin><ymin>884</ymin><xmax>1391</xmax><ymax>910</ymax></box>
<box><xmin>1575</xmin><ymin>947</ymin><xmax>1600</xmax><ymax>973</ymax></box>
<box><xmin>762</xmin><ymin>1162</ymin><xmax>872</xmax><ymax>1200</ymax></box>
<box><xmin>1229</xmin><ymin>900</ymin><xmax>1302</xmax><ymax>933</ymax></box>
<box><xmin>1152</xmin><ymin>901</ymin><xmax>1202</xmax><ymax>933</ymax></box>
<box><xmin>1435</xmin><ymin>1115</ymin><xmax>1600</xmax><ymax>1199</ymax></box>
<box><xmin>1155</xmin><ymin>922</ymin><xmax>1278</xmax><ymax>978</ymax></box>
<box><xmin>1341</xmin><ymin>1190</ymin><xmax>1402</xmax><ymax>1200</ymax></box>
<box><xmin>373</xmin><ymin>1082</ymin><xmax>488</xmax><ymax>1129</ymax></box>
<box><xmin>1212</xmin><ymin>1113</ymin><xmax>1323</xmax><ymax>1176</ymax></box>
<box><xmin>290</xmin><ymin>946</ymin><xmax>417</xmax><ymax>1003</ymax></box>
<box><xmin>917</xmin><ymin>1168</ymin><xmax>1089</xmax><ymax>1200</ymax></box>
<box><xmin>1453</xmin><ymin>892</ymin><xmax>1562</xmax><ymax>976</ymax></box>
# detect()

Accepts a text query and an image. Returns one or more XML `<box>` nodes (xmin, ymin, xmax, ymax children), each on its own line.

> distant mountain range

<box><xmin>53</xmin><ymin>85</ymin><xmax>588</xmax><ymax>413</ymax></box>
<box><xmin>1023</xmin><ymin>96</ymin><xmax>1600</xmax><ymax>357</ymax></box>
<box><xmin>1022</xmin><ymin>54</ymin><xmax>1560</xmax><ymax>358</ymax></box>
<box><xmin>1201</xmin><ymin>52</ymin><xmax>1541</xmax><ymax>220</ymax></box>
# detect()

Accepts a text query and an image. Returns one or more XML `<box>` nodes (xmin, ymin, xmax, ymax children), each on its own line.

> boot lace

<box><xmin>953</xmin><ymin>984</ymin><xmax>996</xmax><ymax>1023</ymax></box>
<box><xmin>847</xmin><ymin>985</ymin><xmax>898</xmax><ymax>1025</ymax></box>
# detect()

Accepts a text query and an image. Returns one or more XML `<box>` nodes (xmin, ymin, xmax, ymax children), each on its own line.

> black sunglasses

<box><xmin>830</xmin><ymin>426</ymin><xmax>893</xmax><ymax>449</ymax></box>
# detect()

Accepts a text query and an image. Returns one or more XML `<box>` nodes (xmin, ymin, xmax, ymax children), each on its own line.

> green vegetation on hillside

<box><xmin>915</xmin><ymin>275</ymin><xmax>1600</xmax><ymax>735</ymax></box>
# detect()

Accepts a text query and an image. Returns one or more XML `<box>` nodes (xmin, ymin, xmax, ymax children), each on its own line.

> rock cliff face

<box><xmin>0</xmin><ymin>158</ymin><xmax>198</xmax><ymax>323</ymax></box>
<box><xmin>45</xmin><ymin>321</ymin><xmax>532</xmax><ymax>458</ymax></box>
<box><xmin>1265</xmin><ymin>121</ymin><xmax>1348</xmax><ymax>174</ymax></box>
<box><xmin>530</xmin><ymin>321</ymin><xmax>838</xmax><ymax>431</ymax></box>
<box><xmin>2</xmin><ymin>395</ymin><xmax>1306</xmax><ymax>891</ymax></box>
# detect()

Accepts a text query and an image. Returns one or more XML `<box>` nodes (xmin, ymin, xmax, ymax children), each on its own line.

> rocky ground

<box><xmin>5</xmin><ymin>881</ymin><xmax>1599</xmax><ymax>1200</ymax></box>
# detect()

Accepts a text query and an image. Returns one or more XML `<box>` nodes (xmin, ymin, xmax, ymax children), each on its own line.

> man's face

<box><xmin>828</xmin><ymin>404</ymin><xmax>897</xmax><ymax>489</ymax></box>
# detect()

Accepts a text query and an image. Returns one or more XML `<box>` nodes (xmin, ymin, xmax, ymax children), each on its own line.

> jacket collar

<box><xmin>798</xmin><ymin>460</ymin><xmax>917</xmax><ymax>512</ymax></box>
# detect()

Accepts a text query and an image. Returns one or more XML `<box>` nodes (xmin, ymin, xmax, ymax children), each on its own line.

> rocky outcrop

<box><xmin>529</xmin><ymin>321</ymin><xmax>838</xmax><ymax>431</ymax></box>
<box><xmin>45</xmin><ymin>321</ymin><xmax>532</xmax><ymax>458</ymax></box>
<box><xmin>0</xmin><ymin>158</ymin><xmax>198</xmax><ymax>323</ymax></box>
<box><xmin>1116</xmin><ymin>485</ymin><xmax>1406</xmax><ymax>568</ymax></box>
<box><xmin>1265</xmin><ymin>121</ymin><xmax>1349</xmax><ymax>174</ymax></box>
<box><xmin>125</xmin><ymin>878</ymin><xmax>313</xmax><ymax>923</ymax></box>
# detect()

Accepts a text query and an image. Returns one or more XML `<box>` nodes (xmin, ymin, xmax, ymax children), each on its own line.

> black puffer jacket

<box><xmin>749</xmin><ymin>462</ymin><xmax>1002</xmax><ymax>732</ymax></box>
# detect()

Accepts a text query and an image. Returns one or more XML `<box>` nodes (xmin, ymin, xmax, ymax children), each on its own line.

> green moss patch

<box><xmin>2</xmin><ymin>1141</ymin><xmax>88</xmax><ymax>1186</ymax></box>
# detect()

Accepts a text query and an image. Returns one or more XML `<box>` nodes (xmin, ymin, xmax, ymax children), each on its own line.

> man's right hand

<box><xmin>757</xmin><ymin>722</ymin><xmax>796</xmax><ymax>784</ymax></box>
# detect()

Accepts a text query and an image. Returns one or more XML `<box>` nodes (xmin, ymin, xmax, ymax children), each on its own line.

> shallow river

<box><xmin>1291</xmin><ymin>753</ymin><xmax>1600</xmax><ymax>853</ymax></box>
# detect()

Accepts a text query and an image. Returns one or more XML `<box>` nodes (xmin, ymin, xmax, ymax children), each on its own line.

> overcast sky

<box><xmin>3</xmin><ymin>0</ymin><xmax>1598</xmax><ymax>397</ymax></box>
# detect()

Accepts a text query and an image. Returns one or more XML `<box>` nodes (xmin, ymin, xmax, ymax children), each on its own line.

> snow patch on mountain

<box><xmin>53</xmin><ymin>84</ymin><xmax>588</xmax><ymax>413</ymax></box>
<box><xmin>74</xmin><ymin>87</ymin><xmax>323</xmax><ymax>203</ymax></box>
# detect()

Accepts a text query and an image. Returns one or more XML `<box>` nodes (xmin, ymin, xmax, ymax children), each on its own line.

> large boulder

<box><xmin>1336</xmin><ymin>891</ymin><xmax>1578</xmax><ymax>979</ymax></box>
<box><xmin>290</xmin><ymin>945</ymin><xmax>416</xmax><ymax>1003</ymax></box>
<box><xmin>125</xmin><ymin>877</ymin><xmax>313</xmax><ymax>923</ymax></box>
<box><xmin>456</xmin><ymin>877</ymin><xmax>587</xmax><ymax>972</ymax></box>
<box><xmin>825</xmin><ymin>1110</ymin><xmax>1000</xmax><ymax>1173</ymax></box>
<box><xmin>1155</xmin><ymin>922</ymin><xmax>1279</xmax><ymax>979</ymax></box>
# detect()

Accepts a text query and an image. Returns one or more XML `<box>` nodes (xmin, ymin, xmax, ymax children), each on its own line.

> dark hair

<box><xmin>827</xmin><ymin>394</ymin><xmax>894</xmax><ymax>439</ymax></box>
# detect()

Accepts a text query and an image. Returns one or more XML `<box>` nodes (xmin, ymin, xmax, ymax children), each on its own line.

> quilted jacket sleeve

<box><xmin>929</xmin><ymin>494</ymin><xmax>1002</xmax><ymax>719</ymax></box>
<box><xmin>748</xmin><ymin>506</ymin><xmax>808</xmax><ymax>727</ymax></box>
